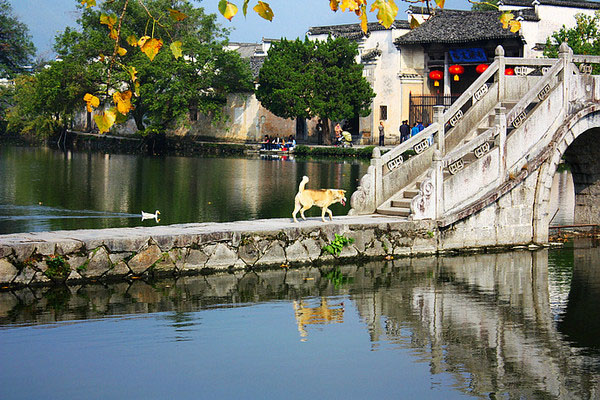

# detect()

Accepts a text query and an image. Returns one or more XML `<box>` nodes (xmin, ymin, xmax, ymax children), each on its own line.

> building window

<box><xmin>380</xmin><ymin>105</ymin><xmax>387</xmax><ymax>120</ymax></box>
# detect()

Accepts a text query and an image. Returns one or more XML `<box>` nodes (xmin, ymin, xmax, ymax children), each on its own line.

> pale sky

<box><xmin>10</xmin><ymin>0</ymin><xmax>469</xmax><ymax>59</ymax></box>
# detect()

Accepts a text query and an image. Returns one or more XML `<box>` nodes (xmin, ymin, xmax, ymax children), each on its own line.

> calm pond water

<box><xmin>1</xmin><ymin>242</ymin><xmax>600</xmax><ymax>399</ymax></box>
<box><xmin>0</xmin><ymin>145</ymin><xmax>368</xmax><ymax>234</ymax></box>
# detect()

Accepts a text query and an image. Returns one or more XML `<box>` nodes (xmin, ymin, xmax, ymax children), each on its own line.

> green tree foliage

<box><xmin>544</xmin><ymin>12</ymin><xmax>600</xmax><ymax>58</ymax></box>
<box><xmin>256</xmin><ymin>36</ymin><xmax>375</xmax><ymax>140</ymax></box>
<box><xmin>471</xmin><ymin>0</ymin><xmax>499</xmax><ymax>11</ymax></box>
<box><xmin>54</xmin><ymin>0</ymin><xmax>253</xmax><ymax>133</ymax></box>
<box><xmin>0</xmin><ymin>0</ymin><xmax>36</xmax><ymax>78</ymax></box>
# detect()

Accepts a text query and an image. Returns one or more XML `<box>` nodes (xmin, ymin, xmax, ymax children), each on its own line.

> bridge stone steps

<box><xmin>377</xmin><ymin>180</ymin><xmax>423</xmax><ymax>217</ymax></box>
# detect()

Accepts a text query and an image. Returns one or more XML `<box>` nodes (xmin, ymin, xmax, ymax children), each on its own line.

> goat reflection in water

<box><xmin>293</xmin><ymin>298</ymin><xmax>344</xmax><ymax>341</ymax></box>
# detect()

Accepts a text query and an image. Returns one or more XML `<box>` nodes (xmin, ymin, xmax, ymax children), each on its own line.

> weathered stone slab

<box><xmin>0</xmin><ymin>258</ymin><xmax>18</xmax><ymax>284</ymax></box>
<box><xmin>128</xmin><ymin>244</ymin><xmax>162</xmax><ymax>275</ymax></box>
<box><xmin>80</xmin><ymin>247</ymin><xmax>111</xmax><ymax>278</ymax></box>
<box><xmin>183</xmin><ymin>249</ymin><xmax>208</xmax><ymax>270</ymax></box>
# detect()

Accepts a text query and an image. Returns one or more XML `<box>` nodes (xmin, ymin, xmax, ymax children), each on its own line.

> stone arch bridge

<box><xmin>350</xmin><ymin>43</ymin><xmax>600</xmax><ymax>248</ymax></box>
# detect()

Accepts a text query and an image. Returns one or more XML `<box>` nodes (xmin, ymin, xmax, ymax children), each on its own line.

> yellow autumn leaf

<box><xmin>127</xmin><ymin>34</ymin><xmax>138</xmax><ymax>47</ymax></box>
<box><xmin>98</xmin><ymin>53</ymin><xmax>105</xmax><ymax>62</ymax></box>
<box><xmin>117</xmin><ymin>46</ymin><xmax>127</xmax><ymax>56</ymax></box>
<box><xmin>243</xmin><ymin>0</ymin><xmax>250</xmax><ymax>16</ymax></box>
<box><xmin>113</xmin><ymin>90</ymin><xmax>134</xmax><ymax>115</ymax></box>
<box><xmin>253</xmin><ymin>1</ymin><xmax>274</xmax><ymax>21</ymax></box>
<box><xmin>138</xmin><ymin>36</ymin><xmax>150</xmax><ymax>48</ymax></box>
<box><xmin>140</xmin><ymin>37</ymin><xmax>163</xmax><ymax>61</ymax></box>
<box><xmin>500</xmin><ymin>12</ymin><xmax>514</xmax><ymax>29</ymax></box>
<box><xmin>370</xmin><ymin>0</ymin><xmax>398</xmax><ymax>28</ymax></box>
<box><xmin>170</xmin><ymin>41</ymin><xmax>183</xmax><ymax>59</ymax></box>
<box><xmin>360</xmin><ymin>4</ymin><xmax>368</xmax><ymax>33</ymax></box>
<box><xmin>434</xmin><ymin>0</ymin><xmax>445</xmax><ymax>8</ymax></box>
<box><xmin>128</xmin><ymin>65</ymin><xmax>138</xmax><ymax>82</ymax></box>
<box><xmin>134</xmin><ymin>81</ymin><xmax>140</xmax><ymax>97</ymax></box>
<box><xmin>341</xmin><ymin>0</ymin><xmax>362</xmax><ymax>12</ymax></box>
<box><xmin>330</xmin><ymin>0</ymin><xmax>340</xmax><ymax>11</ymax></box>
<box><xmin>83</xmin><ymin>93</ymin><xmax>99</xmax><ymax>113</ymax></box>
<box><xmin>100</xmin><ymin>13</ymin><xmax>117</xmax><ymax>29</ymax></box>
<box><xmin>169</xmin><ymin>8</ymin><xmax>188</xmax><ymax>21</ymax></box>
<box><xmin>509</xmin><ymin>19</ymin><xmax>521</xmax><ymax>33</ymax></box>
<box><xmin>219</xmin><ymin>0</ymin><xmax>238</xmax><ymax>21</ymax></box>
<box><xmin>409</xmin><ymin>15</ymin><xmax>420</xmax><ymax>29</ymax></box>
<box><xmin>109</xmin><ymin>28</ymin><xmax>118</xmax><ymax>40</ymax></box>
<box><xmin>80</xmin><ymin>0</ymin><xmax>96</xmax><ymax>8</ymax></box>
<box><xmin>94</xmin><ymin>109</ymin><xmax>117</xmax><ymax>134</ymax></box>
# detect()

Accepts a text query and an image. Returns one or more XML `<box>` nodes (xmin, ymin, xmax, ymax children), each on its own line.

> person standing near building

<box><xmin>399</xmin><ymin>120</ymin><xmax>410</xmax><ymax>142</ymax></box>
<box><xmin>378</xmin><ymin>121</ymin><xmax>385</xmax><ymax>146</ymax></box>
<box><xmin>411</xmin><ymin>122</ymin><xmax>419</xmax><ymax>137</ymax></box>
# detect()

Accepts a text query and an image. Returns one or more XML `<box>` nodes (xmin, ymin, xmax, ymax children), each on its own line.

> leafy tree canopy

<box><xmin>256</xmin><ymin>36</ymin><xmax>375</xmax><ymax>127</ymax></box>
<box><xmin>544</xmin><ymin>11</ymin><xmax>600</xmax><ymax>58</ymax></box>
<box><xmin>0</xmin><ymin>0</ymin><xmax>36</xmax><ymax>77</ymax></box>
<box><xmin>54</xmin><ymin>0</ymin><xmax>254</xmax><ymax>132</ymax></box>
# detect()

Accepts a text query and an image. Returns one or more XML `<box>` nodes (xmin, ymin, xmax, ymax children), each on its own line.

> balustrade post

<box><xmin>371</xmin><ymin>147</ymin><xmax>383</xmax><ymax>211</ymax></box>
<box><xmin>433</xmin><ymin>105</ymin><xmax>445</xmax><ymax>155</ymax></box>
<box><xmin>433</xmin><ymin>149</ymin><xmax>444</xmax><ymax>219</ymax></box>
<box><xmin>559</xmin><ymin>42</ymin><xmax>572</xmax><ymax>111</ymax></box>
<box><xmin>495</xmin><ymin>45</ymin><xmax>505</xmax><ymax>101</ymax></box>
<box><xmin>495</xmin><ymin>106</ymin><xmax>507</xmax><ymax>180</ymax></box>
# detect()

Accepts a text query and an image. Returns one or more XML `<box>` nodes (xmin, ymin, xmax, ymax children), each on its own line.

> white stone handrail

<box><xmin>442</xmin><ymin>126</ymin><xmax>497</xmax><ymax>168</ymax></box>
<box><xmin>380</xmin><ymin>122</ymin><xmax>440</xmax><ymax>166</ymax></box>
<box><xmin>505</xmin><ymin>59</ymin><xmax>563</xmax><ymax>127</ymax></box>
<box><xmin>503</xmin><ymin>58</ymin><xmax>556</xmax><ymax>67</ymax></box>
<box><xmin>443</xmin><ymin>59</ymin><xmax>500</xmax><ymax>126</ymax></box>
<box><xmin>572</xmin><ymin>55</ymin><xmax>600</xmax><ymax>64</ymax></box>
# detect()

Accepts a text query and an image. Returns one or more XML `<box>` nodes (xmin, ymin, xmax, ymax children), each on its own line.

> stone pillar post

<box><xmin>443</xmin><ymin>52</ymin><xmax>451</xmax><ymax>97</ymax></box>
<box><xmin>495</xmin><ymin>45</ymin><xmax>505</xmax><ymax>101</ymax></box>
<box><xmin>433</xmin><ymin>149</ymin><xmax>444</xmax><ymax>218</ymax></box>
<box><xmin>433</xmin><ymin>105</ymin><xmax>445</xmax><ymax>155</ymax></box>
<box><xmin>371</xmin><ymin>147</ymin><xmax>383</xmax><ymax>210</ymax></box>
<box><xmin>495</xmin><ymin>106</ymin><xmax>507</xmax><ymax>181</ymax></box>
<box><xmin>559</xmin><ymin>42</ymin><xmax>572</xmax><ymax>110</ymax></box>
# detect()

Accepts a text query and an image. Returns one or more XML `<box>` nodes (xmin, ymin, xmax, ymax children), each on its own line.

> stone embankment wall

<box><xmin>0</xmin><ymin>216</ymin><xmax>440</xmax><ymax>288</ymax></box>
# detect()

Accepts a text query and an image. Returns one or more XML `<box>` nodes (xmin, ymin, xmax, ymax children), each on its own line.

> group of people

<box><xmin>399</xmin><ymin>120</ymin><xmax>424</xmax><ymax>142</ymax></box>
<box><xmin>378</xmin><ymin>119</ymin><xmax>425</xmax><ymax>146</ymax></box>
<box><xmin>261</xmin><ymin>135</ymin><xmax>296</xmax><ymax>151</ymax></box>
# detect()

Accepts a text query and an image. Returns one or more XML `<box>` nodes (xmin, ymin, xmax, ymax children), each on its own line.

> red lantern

<box><xmin>505</xmin><ymin>67</ymin><xmax>515</xmax><ymax>75</ymax></box>
<box><xmin>429</xmin><ymin>70</ymin><xmax>443</xmax><ymax>87</ymax></box>
<box><xmin>449</xmin><ymin>64</ymin><xmax>465</xmax><ymax>81</ymax></box>
<box><xmin>476</xmin><ymin>64</ymin><xmax>489</xmax><ymax>74</ymax></box>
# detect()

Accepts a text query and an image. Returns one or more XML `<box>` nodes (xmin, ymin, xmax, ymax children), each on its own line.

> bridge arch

<box><xmin>533</xmin><ymin>105</ymin><xmax>600</xmax><ymax>242</ymax></box>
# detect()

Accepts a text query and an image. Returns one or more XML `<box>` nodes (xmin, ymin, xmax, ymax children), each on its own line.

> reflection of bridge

<box><xmin>350</xmin><ymin>43</ymin><xmax>600</xmax><ymax>247</ymax></box>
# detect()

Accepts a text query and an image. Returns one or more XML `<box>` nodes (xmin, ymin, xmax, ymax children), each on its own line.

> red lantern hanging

<box><xmin>449</xmin><ymin>64</ymin><xmax>465</xmax><ymax>81</ymax></box>
<box><xmin>505</xmin><ymin>67</ymin><xmax>515</xmax><ymax>75</ymax></box>
<box><xmin>476</xmin><ymin>64</ymin><xmax>489</xmax><ymax>74</ymax></box>
<box><xmin>429</xmin><ymin>70</ymin><xmax>443</xmax><ymax>87</ymax></box>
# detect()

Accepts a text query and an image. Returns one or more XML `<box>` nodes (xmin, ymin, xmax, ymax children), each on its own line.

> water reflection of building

<box><xmin>350</xmin><ymin>252</ymin><xmax>598</xmax><ymax>398</ymax></box>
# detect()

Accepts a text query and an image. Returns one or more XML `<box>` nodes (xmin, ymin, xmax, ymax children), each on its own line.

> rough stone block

<box><xmin>285</xmin><ymin>241</ymin><xmax>309</xmax><ymax>263</ymax></box>
<box><xmin>55</xmin><ymin>240</ymin><xmax>84</xmax><ymax>256</ymax></box>
<box><xmin>153</xmin><ymin>235</ymin><xmax>176</xmax><ymax>252</ymax></box>
<box><xmin>13</xmin><ymin>244</ymin><xmax>36</xmax><ymax>263</ymax></box>
<box><xmin>204</xmin><ymin>243</ymin><xmax>241</xmax><ymax>269</ymax></box>
<box><xmin>300</xmin><ymin>238</ymin><xmax>322</xmax><ymax>261</ymax></box>
<box><xmin>128</xmin><ymin>244</ymin><xmax>162</xmax><ymax>275</ymax></box>
<box><xmin>168</xmin><ymin>248</ymin><xmax>188</xmax><ymax>270</ymax></box>
<box><xmin>0</xmin><ymin>258</ymin><xmax>18</xmax><ymax>284</ymax></box>
<box><xmin>12</xmin><ymin>266</ymin><xmax>36</xmax><ymax>285</ymax></box>
<box><xmin>34</xmin><ymin>241</ymin><xmax>56</xmax><ymax>256</ymax></box>
<box><xmin>348</xmin><ymin>229</ymin><xmax>374</xmax><ymax>253</ymax></box>
<box><xmin>151</xmin><ymin>253</ymin><xmax>176</xmax><ymax>273</ymax></box>
<box><xmin>80</xmin><ymin>247</ymin><xmax>112</xmax><ymax>278</ymax></box>
<box><xmin>259</xmin><ymin>242</ymin><xmax>286</xmax><ymax>266</ymax></box>
<box><xmin>238</xmin><ymin>243</ymin><xmax>260</xmax><ymax>266</ymax></box>
<box><xmin>183</xmin><ymin>249</ymin><xmax>208</xmax><ymax>270</ymax></box>
<box><xmin>106</xmin><ymin>261</ymin><xmax>131</xmax><ymax>277</ymax></box>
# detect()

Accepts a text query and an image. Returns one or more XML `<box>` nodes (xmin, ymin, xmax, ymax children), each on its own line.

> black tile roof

<box><xmin>395</xmin><ymin>9</ymin><xmax>523</xmax><ymax>45</ymax></box>
<box><xmin>408</xmin><ymin>5</ymin><xmax>539</xmax><ymax>21</ymax></box>
<box><xmin>500</xmin><ymin>0</ymin><xmax>600</xmax><ymax>9</ymax></box>
<box><xmin>308</xmin><ymin>19</ymin><xmax>411</xmax><ymax>38</ymax></box>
